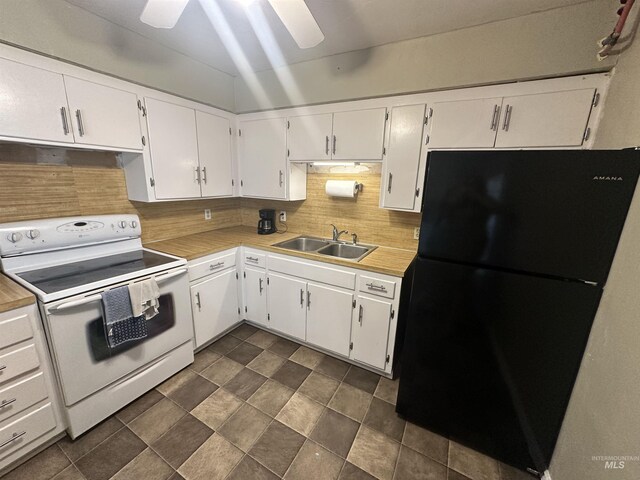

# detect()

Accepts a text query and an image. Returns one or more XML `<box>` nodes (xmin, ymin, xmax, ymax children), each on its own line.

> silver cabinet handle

<box><xmin>246</xmin><ymin>256</ymin><xmax>259</xmax><ymax>263</ymax></box>
<box><xmin>332</xmin><ymin>135</ymin><xmax>337</xmax><ymax>155</ymax></box>
<box><xmin>366</xmin><ymin>282</ymin><xmax>387</xmax><ymax>292</ymax></box>
<box><xmin>202</xmin><ymin>167</ymin><xmax>208</xmax><ymax>184</ymax></box>
<box><xmin>60</xmin><ymin>107</ymin><xmax>69</xmax><ymax>135</ymax></box>
<box><xmin>490</xmin><ymin>104</ymin><xmax>499</xmax><ymax>131</ymax></box>
<box><xmin>387</xmin><ymin>173</ymin><xmax>393</xmax><ymax>193</ymax></box>
<box><xmin>358</xmin><ymin>305</ymin><xmax>363</xmax><ymax>325</ymax></box>
<box><xmin>0</xmin><ymin>431</ymin><xmax>26</xmax><ymax>449</ymax></box>
<box><xmin>300</xmin><ymin>288</ymin><xmax>304</xmax><ymax>306</ymax></box>
<box><xmin>75</xmin><ymin>109</ymin><xmax>85</xmax><ymax>137</ymax></box>
<box><xmin>279</xmin><ymin>170</ymin><xmax>284</xmax><ymax>187</ymax></box>
<box><xmin>325</xmin><ymin>135</ymin><xmax>329</xmax><ymax>155</ymax></box>
<box><xmin>307</xmin><ymin>290</ymin><xmax>311</xmax><ymax>309</ymax></box>
<box><xmin>195</xmin><ymin>292</ymin><xmax>202</xmax><ymax>310</ymax></box>
<box><xmin>209</xmin><ymin>262</ymin><xmax>224</xmax><ymax>271</ymax></box>
<box><xmin>502</xmin><ymin>105</ymin><xmax>512</xmax><ymax>131</ymax></box>
<box><xmin>0</xmin><ymin>398</ymin><xmax>16</xmax><ymax>409</ymax></box>
<box><xmin>0</xmin><ymin>365</ymin><xmax>6</xmax><ymax>371</ymax></box>
<box><xmin>259</xmin><ymin>278</ymin><xmax>264</xmax><ymax>294</ymax></box>
<box><xmin>195</xmin><ymin>166</ymin><xmax>201</xmax><ymax>184</ymax></box>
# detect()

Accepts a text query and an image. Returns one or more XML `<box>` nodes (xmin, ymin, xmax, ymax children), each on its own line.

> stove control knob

<box><xmin>130</xmin><ymin>220</ymin><xmax>138</xmax><ymax>229</ymax></box>
<box><xmin>118</xmin><ymin>221</ymin><xmax>127</xmax><ymax>229</ymax></box>
<box><xmin>7</xmin><ymin>232</ymin><xmax>23</xmax><ymax>243</ymax></box>
<box><xmin>26</xmin><ymin>229</ymin><xmax>40</xmax><ymax>240</ymax></box>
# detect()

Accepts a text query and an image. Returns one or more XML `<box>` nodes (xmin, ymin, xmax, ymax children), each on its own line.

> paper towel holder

<box><xmin>355</xmin><ymin>182</ymin><xmax>363</xmax><ymax>193</ymax></box>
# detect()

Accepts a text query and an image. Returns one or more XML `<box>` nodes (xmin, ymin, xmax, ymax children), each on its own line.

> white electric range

<box><xmin>0</xmin><ymin>215</ymin><xmax>194</xmax><ymax>438</ymax></box>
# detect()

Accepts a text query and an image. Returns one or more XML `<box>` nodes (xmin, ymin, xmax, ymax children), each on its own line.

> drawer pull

<box><xmin>209</xmin><ymin>262</ymin><xmax>225</xmax><ymax>271</ymax></box>
<box><xmin>0</xmin><ymin>431</ymin><xmax>26</xmax><ymax>449</ymax></box>
<box><xmin>366</xmin><ymin>283</ymin><xmax>387</xmax><ymax>292</ymax></box>
<box><xmin>0</xmin><ymin>398</ymin><xmax>16</xmax><ymax>409</ymax></box>
<box><xmin>246</xmin><ymin>256</ymin><xmax>259</xmax><ymax>263</ymax></box>
<box><xmin>0</xmin><ymin>365</ymin><xmax>6</xmax><ymax>371</ymax></box>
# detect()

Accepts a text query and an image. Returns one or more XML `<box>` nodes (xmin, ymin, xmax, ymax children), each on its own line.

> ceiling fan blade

<box><xmin>140</xmin><ymin>0</ymin><xmax>190</xmax><ymax>29</ymax></box>
<box><xmin>267</xmin><ymin>0</ymin><xmax>324</xmax><ymax>49</ymax></box>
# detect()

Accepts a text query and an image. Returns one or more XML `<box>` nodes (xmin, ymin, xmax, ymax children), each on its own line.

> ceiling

<box><xmin>64</xmin><ymin>0</ymin><xmax>592</xmax><ymax>76</ymax></box>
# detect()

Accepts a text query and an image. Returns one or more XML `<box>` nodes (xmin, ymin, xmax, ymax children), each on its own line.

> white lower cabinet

<box><xmin>351</xmin><ymin>295</ymin><xmax>393</xmax><ymax>370</ymax></box>
<box><xmin>267</xmin><ymin>273</ymin><xmax>306</xmax><ymax>341</ymax></box>
<box><xmin>190</xmin><ymin>269</ymin><xmax>239</xmax><ymax>349</ymax></box>
<box><xmin>306</xmin><ymin>283</ymin><xmax>354</xmax><ymax>357</ymax></box>
<box><xmin>244</xmin><ymin>266</ymin><xmax>268</xmax><ymax>327</ymax></box>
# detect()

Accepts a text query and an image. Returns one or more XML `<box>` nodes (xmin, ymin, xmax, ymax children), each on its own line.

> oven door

<box><xmin>42</xmin><ymin>267</ymin><xmax>193</xmax><ymax>407</ymax></box>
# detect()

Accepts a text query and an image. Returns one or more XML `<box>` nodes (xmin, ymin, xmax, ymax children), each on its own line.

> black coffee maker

<box><xmin>258</xmin><ymin>209</ymin><xmax>277</xmax><ymax>235</ymax></box>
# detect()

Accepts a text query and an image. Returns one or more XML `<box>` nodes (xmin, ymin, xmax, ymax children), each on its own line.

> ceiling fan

<box><xmin>140</xmin><ymin>0</ymin><xmax>324</xmax><ymax>49</ymax></box>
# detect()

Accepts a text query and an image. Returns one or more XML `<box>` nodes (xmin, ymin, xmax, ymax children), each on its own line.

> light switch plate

<box><xmin>414</xmin><ymin>227</ymin><xmax>420</xmax><ymax>240</ymax></box>
<box><xmin>204</xmin><ymin>209</ymin><xmax>212</xmax><ymax>220</ymax></box>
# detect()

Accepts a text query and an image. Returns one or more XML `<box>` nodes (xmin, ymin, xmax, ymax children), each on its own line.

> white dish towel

<box><xmin>128</xmin><ymin>278</ymin><xmax>160</xmax><ymax>320</ymax></box>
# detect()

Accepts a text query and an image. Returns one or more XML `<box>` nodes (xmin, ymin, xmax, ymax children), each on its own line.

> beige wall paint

<box><xmin>0</xmin><ymin>0</ymin><xmax>236</xmax><ymax>111</ymax></box>
<box><xmin>234</xmin><ymin>1</ymin><xmax>616</xmax><ymax>112</ymax></box>
<box><xmin>550</xmin><ymin>12</ymin><xmax>640</xmax><ymax>480</ymax></box>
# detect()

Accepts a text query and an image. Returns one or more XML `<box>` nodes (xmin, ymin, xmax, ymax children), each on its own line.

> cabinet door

<box><xmin>191</xmin><ymin>269</ymin><xmax>239</xmax><ymax>348</ymax></box>
<box><xmin>352</xmin><ymin>296</ymin><xmax>392</xmax><ymax>370</ymax></box>
<box><xmin>268</xmin><ymin>273</ymin><xmax>306</xmax><ymax>341</ymax></box>
<box><xmin>287</xmin><ymin>113</ymin><xmax>333</xmax><ymax>161</ymax></box>
<box><xmin>382</xmin><ymin>104</ymin><xmax>426</xmax><ymax>210</ymax></box>
<box><xmin>239</xmin><ymin>118</ymin><xmax>287</xmax><ymax>199</ymax></box>
<box><xmin>428</xmin><ymin>98</ymin><xmax>502</xmax><ymax>149</ymax></box>
<box><xmin>332</xmin><ymin>108</ymin><xmax>387</xmax><ymax>160</ymax></box>
<box><xmin>0</xmin><ymin>57</ymin><xmax>72</xmax><ymax>143</ymax></box>
<box><xmin>196</xmin><ymin>111</ymin><xmax>233</xmax><ymax>197</ymax></box>
<box><xmin>145</xmin><ymin>98</ymin><xmax>201</xmax><ymax>200</ymax></box>
<box><xmin>64</xmin><ymin>76</ymin><xmax>142</xmax><ymax>150</ymax></box>
<box><xmin>244</xmin><ymin>267</ymin><xmax>268</xmax><ymax>327</ymax></box>
<box><xmin>306</xmin><ymin>283</ymin><xmax>354</xmax><ymax>357</ymax></box>
<box><xmin>495</xmin><ymin>89</ymin><xmax>595</xmax><ymax>148</ymax></box>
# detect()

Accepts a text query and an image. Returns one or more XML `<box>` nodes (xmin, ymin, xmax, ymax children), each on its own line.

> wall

<box><xmin>550</xmin><ymin>9</ymin><xmax>640</xmax><ymax>480</ymax></box>
<box><xmin>235</xmin><ymin>0</ymin><xmax>616</xmax><ymax>112</ymax></box>
<box><xmin>0</xmin><ymin>0</ymin><xmax>235</xmax><ymax>111</ymax></box>
<box><xmin>240</xmin><ymin>166</ymin><xmax>420</xmax><ymax>250</ymax></box>
<box><xmin>0</xmin><ymin>146</ymin><xmax>241</xmax><ymax>244</ymax></box>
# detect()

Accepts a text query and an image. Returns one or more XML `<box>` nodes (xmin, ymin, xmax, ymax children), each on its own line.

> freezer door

<box><xmin>397</xmin><ymin>258</ymin><xmax>602</xmax><ymax>472</ymax></box>
<box><xmin>419</xmin><ymin>149</ymin><xmax>640</xmax><ymax>283</ymax></box>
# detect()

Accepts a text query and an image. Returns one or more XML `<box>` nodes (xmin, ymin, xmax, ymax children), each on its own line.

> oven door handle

<box><xmin>50</xmin><ymin>268</ymin><xmax>187</xmax><ymax>312</ymax></box>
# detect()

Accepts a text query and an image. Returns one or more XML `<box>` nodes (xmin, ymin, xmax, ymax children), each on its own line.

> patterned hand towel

<box><xmin>101</xmin><ymin>285</ymin><xmax>148</xmax><ymax>348</ymax></box>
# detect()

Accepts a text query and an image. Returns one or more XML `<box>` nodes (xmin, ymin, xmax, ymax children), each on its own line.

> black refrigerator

<box><xmin>396</xmin><ymin>149</ymin><xmax>640</xmax><ymax>476</ymax></box>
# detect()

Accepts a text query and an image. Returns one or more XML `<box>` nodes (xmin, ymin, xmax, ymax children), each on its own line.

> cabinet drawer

<box><xmin>0</xmin><ymin>345</ymin><xmax>40</xmax><ymax>386</ymax></box>
<box><xmin>244</xmin><ymin>251</ymin><xmax>266</xmax><ymax>268</ymax></box>
<box><xmin>269</xmin><ymin>256</ymin><xmax>356</xmax><ymax>290</ymax></box>
<box><xmin>359</xmin><ymin>275</ymin><xmax>396</xmax><ymax>299</ymax></box>
<box><xmin>0</xmin><ymin>373</ymin><xmax>47</xmax><ymax>424</ymax></box>
<box><xmin>0</xmin><ymin>402</ymin><xmax>56</xmax><ymax>460</ymax></box>
<box><xmin>189</xmin><ymin>251</ymin><xmax>236</xmax><ymax>282</ymax></box>
<box><xmin>0</xmin><ymin>312</ymin><xmax>33</xmax><ymax>351</ymax></box>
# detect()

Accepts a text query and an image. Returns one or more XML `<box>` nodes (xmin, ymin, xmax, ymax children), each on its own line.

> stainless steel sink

<box><xmin>273</xmin><ymin>235</ymin><xmax>377</xmax><ymax>262</ymax></box>
<box><xmin>273</xmin><ymin>236</ymin><xmax>331</xmax><ymax>252</ymax></box>
<box><xmin>317</xmin><ymin>243</ymin><xmax>376</xmax><ymax>261</ymax></box>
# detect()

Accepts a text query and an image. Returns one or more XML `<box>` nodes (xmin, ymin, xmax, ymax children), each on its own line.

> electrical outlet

<box><xmin>414</xmin><ymin>227</ymin><xmax>420</xmax><ymax>240</ymax></box>
<box><xmin>279</xmin><ymin>211</ymin><xmax>287</xmax><ymax>222</ymax></box>
<box><xmin>204</xmin><ymin>209</ymin><xmax>212</xmax><ymax>220</ymax></box>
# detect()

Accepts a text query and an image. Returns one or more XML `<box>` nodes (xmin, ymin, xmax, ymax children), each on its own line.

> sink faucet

<box><xmin>330</xmin><ymin>224</ymin><xmax>349</xmax><ymax>242</ymax></box>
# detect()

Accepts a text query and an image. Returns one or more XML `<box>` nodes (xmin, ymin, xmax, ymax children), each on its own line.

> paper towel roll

<box><xmin>326</xmin><ymin>180</ymin><xmax>358</xmax><ymax>198</ymax></box>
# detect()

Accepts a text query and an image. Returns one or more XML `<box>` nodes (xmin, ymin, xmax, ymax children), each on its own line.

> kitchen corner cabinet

<box><xmin>286</xmin><ymin>108</ymin><xmax>387</xmax><ymax>162</ymax></box>
<box><xmin>380</xmin><ymin>104</ymin><xmax>427</xmax><ymax>211</ymax></box>
<box><xmin>244</xmin><ymin>266</ymin><xmax>268</xmax><ymax>327</ymax></box>
<box><xmin>239</xmin><ymin>118</ymin><xmax>306</xmax><ymax>200</ymax></box>
<box><xmin>196</xmin><ymin>111</ymin><xmax>234</xmax><ymax>197</ymax></box>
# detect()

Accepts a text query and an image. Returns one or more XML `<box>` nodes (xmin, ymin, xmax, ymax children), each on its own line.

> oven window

<box><xmin>87</xmin><ymin>294</ymin><xmax>176</xmax><ymax>361</ymax></box>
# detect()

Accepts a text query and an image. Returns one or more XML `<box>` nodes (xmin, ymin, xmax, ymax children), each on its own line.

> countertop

<box><xmin>145</xmin><ymin>226</ymin><xmax>416</xmax><ymax>277</ymax></box>
<box><xmin>0</xmin><ymin>274</ymin><xmax>35</xmax><ymax>314</ymax></box>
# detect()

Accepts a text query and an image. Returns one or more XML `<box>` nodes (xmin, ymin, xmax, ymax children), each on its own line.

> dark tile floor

<box><xmin>3</xmin><ymin>323</ymin><xmax>533</xmax><ymax>480</ymax></box>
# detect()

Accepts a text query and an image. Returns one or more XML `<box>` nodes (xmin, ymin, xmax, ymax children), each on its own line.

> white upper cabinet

<box><xmin>196</xmin><ymin>111</ymin><xmax>234</xmax><ymax>197</ymax></box>
<box><xmin>145</xmin><ymin>98</ymin><xmax>201</xmax><ymax>200</ymax></box>
<box><xmin>0</xmin><ymin>58</ymin><xmax>72</xmax><ymax>143</ymax></box>
<box><xmin>63</xmin><ymin>76</ymin><xmax>142</xmax><ymax>150</ymax></box>
<box><xmin>381</xmin><ymin>104</ymin><xmax>427</xmax><ymax>211</ymax></box>
<box><xmin>268</xmin><ymin>273</ymin><xmax>307</xmax><ymax>341</ymax></box>
<box><xmin>332</xmin><ymin>108</ymin><xmax>387</xmax><ymax>160</ymax></box>
<box><xmin>239</xmin><ymin>118</ymin><xmax>288</xmax><ymax>199</ymax></box>
<box><xmin>428</xmin><ymin>97</ymin><xmax>503</xmax><ymax>149</ymax></box>
<box><xmin>287</xmin><ymin>114</ymin><xmax>333</xmax><ymax>161</ymax></box>
<box><xmin>494</xmin><ymin>89</ymin><xmax>595</xmax><ymax>148</ymax></box>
